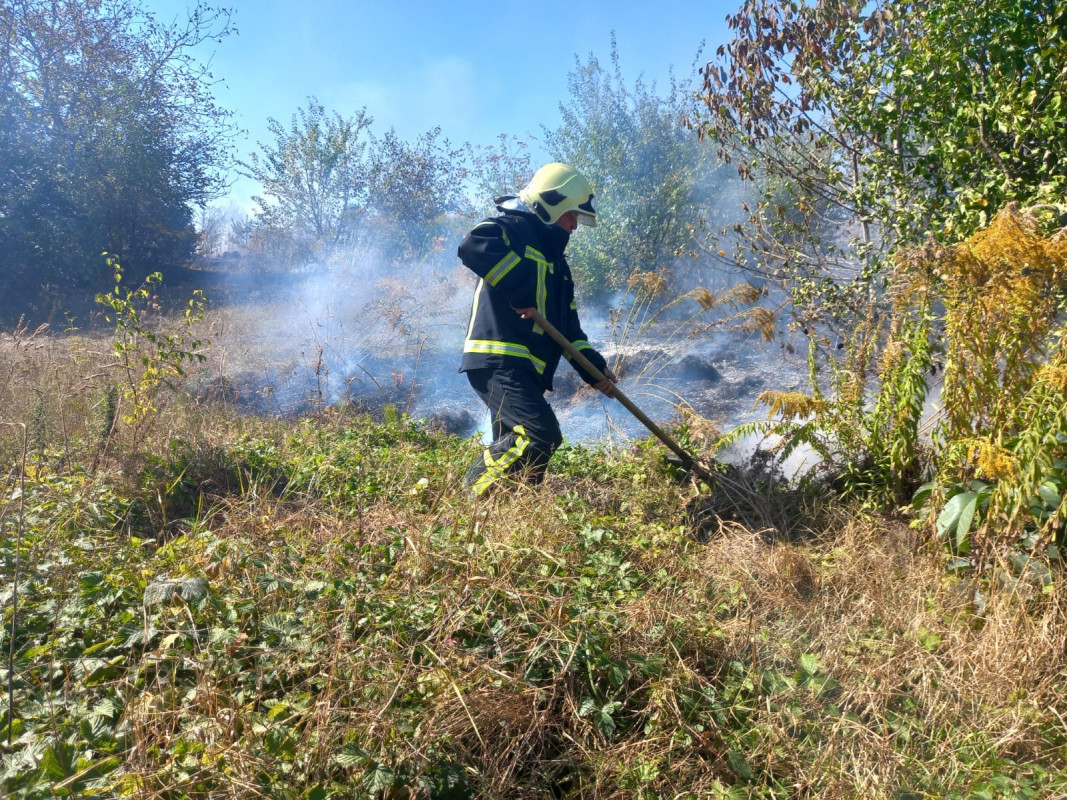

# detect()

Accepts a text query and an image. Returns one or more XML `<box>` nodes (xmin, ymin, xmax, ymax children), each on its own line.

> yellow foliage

<box><xmin>919</xmin><ymin>204</ymin><xmax>1067</xmax><ymax>441</ymax></box>
<box><xmin>1037</xmin><ymin>362</ymin><xmax>1067</xmax><ymax>394</ymax></box>
<box><xmin>970</xmin><ymin>440</ymin><xmax>1016</xmax><ymax>481</ymax></box>
<box><xmin>945</xmin><ymin>203</ymin><xmax>1062</xmax><ymax>333</ymax></box>
<box><xmin>754</xmin><ymin>390</ymin><xmax>826</xmax><ymax>421</ymax></box>
<box><xmin>882</xmin><ymin>203</ymin><xmax>1067</xmax><ymax>534</ymax></box>
<box><xmin>878</xmin><ymin>339</ymin><xmax>903</xmax><ymax>375</ymax></box>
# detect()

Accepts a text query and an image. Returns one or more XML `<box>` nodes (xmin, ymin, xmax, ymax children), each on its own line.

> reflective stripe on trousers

<box><xmin>463</xmin><ymin>367</ymin><xmax>563</xmax><ymax>496</ymax></box>
<box><xmin>469</xmin><ymin>425</ymin><xmax>531</xmax><ymax>496</ymax></box>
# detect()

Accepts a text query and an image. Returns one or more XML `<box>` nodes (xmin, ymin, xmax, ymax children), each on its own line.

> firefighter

<box><xmin>458</xmin><ymin>162</ymin><xmax>617</xmax><ymax>496</ymax></box>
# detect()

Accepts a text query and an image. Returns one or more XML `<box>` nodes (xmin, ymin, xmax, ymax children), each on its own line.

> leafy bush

<box><xmin>727</xmin><ymin>205</ymin><xmax>1067</xmax><ymax>561</ymax></box>
<box><xmin>95</xmin><ymin>256</ymin><xmax>207</xmax><ymax>428</ymax></box>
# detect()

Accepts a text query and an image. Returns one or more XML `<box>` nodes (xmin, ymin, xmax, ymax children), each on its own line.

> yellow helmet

<box><xmin>519</xmin><ymin>162</ymin><xmax>597</xmax><ymax>227</ymax></box>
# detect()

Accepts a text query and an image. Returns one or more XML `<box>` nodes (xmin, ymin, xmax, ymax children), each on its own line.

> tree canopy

<box><xmin>0</xmin><ymin>0</ymin><xmax>235</xmax><ymax>311</ymax></box>
<box><xmin>697</xmin><ymin>0</ymin><xmax>1067</xmax><ymax>325</ymax></box>
<box><xmin>545</xmin><ymin>42</ymin><xmax>728</xmax><ymax>296</ymax></box>
<box><xmin>702</xmin><ymin>0</ymin><xmax>1067</xmax><ymax>541</ymax></box>
<box><xmin>241</xmin><ymin>100</ymin><xmax>465</xmax><ymax>266</ymax></box>
<box><xmin>241</xmin><ymin>99</ymin><xmax>374</xmax><ymax>253</ymax></box>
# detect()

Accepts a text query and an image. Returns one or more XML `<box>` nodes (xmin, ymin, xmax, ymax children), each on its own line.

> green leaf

<box><xmin>608</xmin><ymin>659</ymin><xmax>630</xmax><ymax>689</ymax></box>
<box><xmin>333</xmin><ymin>743</ymin><xmax>371</xmax><ymax>768</ymax></box>
<box><xmin>916</xmin><ymin>627</ymin><xmax>942</xmax><ymax>652</ymax></box>
<box><xmin>160</xmin><ymin>632</ymin><xmax>186</xmax><ymax>649</ymax></box>
<box><xmin>363</xmin><ymin>763</ymin><xmax>395</xmax><ymax>794</ymax></box>
<box><xmin>798</xmin><ymin>652</ymin><xmax>821</xmax><ymax>676</ymax></box>
<box><xmin>81</xmin><ymin>639</ymin><xmax>113</xmax><ymax>656</ymax></box>
<box><xmin>726</xmin><ymin>750</ymin><xmax>754</xmax><ymax>781</ymax></box>
<box><xmin>955</xmin><ymin>494</ymin><xmax>979</xmax><ymax>553</ymax></box>
<box><xmin>595</xmin><ymin>709</ymin><xmax>617</xmax><ymax>735</ymax></box>
<box><xmin>0</xmin><ymin>718</ymin><xmax>24</xmax><ymax>740</ymax></box>
<box><xmin>1038</xmin><ymin>482</ymin><xmax>1061</xmax><ymax>509</ymax></box>
<box><xmin>40</xmin><ymin>742</ymin><xmax>78</xmax><ymax>781</ymax></box>
<box><xmin>144</xmin><ymin>576</ymin><xmax>208</xmax><ymax>605</ymax></box>
<box><xmin>596</xmin><ymin>701</ymin><xmax>623</xmax><ymax>736</ymax></box>
<box><xmin>267</xmin><ymin>701</ymin><xmax>291</xmax><ymax>720</ymax></box>
<box><xmin>936</xmin><ymin>492</ymin><xmax>976</xmax><ymax>540</ymax></box>
<box><xmin>911</xmin><ymin>481</ymin><xmax>935</xmax><ymax>510</ymax></box>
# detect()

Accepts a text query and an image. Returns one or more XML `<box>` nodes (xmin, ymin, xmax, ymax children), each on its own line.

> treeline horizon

<box><xmin>2</xmin><ymin>1</ymin><xmax>732</xmax><ymax>328</ymax></box>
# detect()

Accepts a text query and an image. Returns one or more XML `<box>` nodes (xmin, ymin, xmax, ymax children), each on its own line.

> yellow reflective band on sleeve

<box><xmin>564</xmin><ymin>340</ymin><xmax>595</xmax><ymax>363</ymax></box>
<box><xmin>485</xmin><ymin>251</ymin><xmax>521</xmax><ymax>286</ymax></box>
<box><xmin>471</xmin><ymin>425</ymin><xmax>531</xmax><ymax>496</ymax></box>
<box><xmin>465</xmin><ymin>280</ymin><xmax>485</xmax><ymax>344</ymax></box>
<box><xmin>463</xmin><ymin>339</ymin><xmax>547</xmax><ymax>373</ymax></box>
<box><xmin>535</xmin><ymin>261</ymin><xmax>548</xmax><ymax>330</ymax></box>
<box><xmin>524</xmin><ymin>246</ymin><xmax>552</xmax><ymax>335</ymax></box>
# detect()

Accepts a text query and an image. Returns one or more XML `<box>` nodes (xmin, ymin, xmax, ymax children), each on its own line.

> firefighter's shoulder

<box><xmin>469</xmin><ymin>219</ymin><xmax>511</xmax><ymax>249</ymax></box>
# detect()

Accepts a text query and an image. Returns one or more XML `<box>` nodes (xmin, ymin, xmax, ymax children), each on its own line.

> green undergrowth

<box><xmin>3</xmin><ymin>409</ymin><xmax>1067</xmax><ymax>799</ymax></box>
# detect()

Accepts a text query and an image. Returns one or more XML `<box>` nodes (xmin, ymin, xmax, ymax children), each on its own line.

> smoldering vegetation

<box><xmin>182</xmin><ymin>243</ymin><xmax>807</xmax><ymax>460</ymax></box>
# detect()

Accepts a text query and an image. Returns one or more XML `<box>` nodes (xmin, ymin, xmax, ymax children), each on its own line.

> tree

<box><xmin>697</xmin><ymin>0</ymin><xmax>1067</xmax><ymax>327</ymax></box>
<box><xmin>0</xmin><ymin>0</ymin><xmax>236</xmax><ymax>306</ymax></box>
<box><xmin>700</xmin><ymin>0</ymin><xmax>1067</xmax><ymax>518</ymax></box>
<box><xmin>365</xmin><ymin>127</ymin><xmax>466</xmax><ymax>261</ymax></box>
<box><xmin>242</xmin><ymin>105</ymin><xmax>466</xmax><ymax>266</ymax></box>
<box><xmin>241</xmin><ymin>98</ymin><xmax>373</xmax><ymax>258</ymax></box>
<box><xmin>544</xmin><ymin>40</ymin><xmax>729</xmax><ymax>296</ymax></box>
<box><xmin>464</xmin><ymin>134</ymin><xmax>534</xmax><ymax>218</ymax></box>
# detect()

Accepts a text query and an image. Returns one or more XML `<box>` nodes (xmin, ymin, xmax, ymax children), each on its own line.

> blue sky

<box><xmin>142</xmin><ymin>0</ymin><xmax>734</xmax><ymax>208</ymax></box>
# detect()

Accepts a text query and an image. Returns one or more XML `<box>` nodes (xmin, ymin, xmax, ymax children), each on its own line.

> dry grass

<box><xmin>3</xmin><ymin>322</ymin><xmax>1067</xmax><ymax>800</ymax></box>
<box><xmin>100</xmin><ymin>473</ymin><xmax>1067</xmax><ymax>798</ymax></box>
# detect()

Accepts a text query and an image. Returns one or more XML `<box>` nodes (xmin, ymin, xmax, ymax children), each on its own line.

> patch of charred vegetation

<box><xmin>687</xmin><ymin>449</ymin><xmax>829</xmax><ymax>543</ymax></box>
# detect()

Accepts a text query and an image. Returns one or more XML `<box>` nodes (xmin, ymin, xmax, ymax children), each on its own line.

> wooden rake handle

<box><xmin>527</xmin><ymin>309</ymin><xmax>716</xmax><ymax>484</ymax></box>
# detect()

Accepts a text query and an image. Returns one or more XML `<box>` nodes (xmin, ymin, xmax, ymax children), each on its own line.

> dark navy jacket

<box><xmin>458</xmin><ymin>199</ymin><xmax>607</xmax><ymax>391</ymax></box>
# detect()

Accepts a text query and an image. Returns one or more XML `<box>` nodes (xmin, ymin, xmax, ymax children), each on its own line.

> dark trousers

<box><xmin>464</xmin><ymin>367</ymin><xmax>563</xmax><ymax>496</ymax></box>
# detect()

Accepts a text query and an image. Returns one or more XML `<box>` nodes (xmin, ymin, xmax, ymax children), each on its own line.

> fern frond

<box><xmin>715</xmin><ymin>418</ymin><xmax>776</xmax><ymax>449</ymax></box>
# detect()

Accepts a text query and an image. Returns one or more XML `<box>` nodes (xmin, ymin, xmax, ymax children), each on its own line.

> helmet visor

<box><xmin>576</xmin><ymin>194</ymin><xmax>597</xmax><ymax>227</ymax></box>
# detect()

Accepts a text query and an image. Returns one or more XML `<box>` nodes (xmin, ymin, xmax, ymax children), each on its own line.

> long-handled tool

<box><xmin>528</xmin><ymin>309</ymin><xmax>717</xmax><ymax>484</ymax></box>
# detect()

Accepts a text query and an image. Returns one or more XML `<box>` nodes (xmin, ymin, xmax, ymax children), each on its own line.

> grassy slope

<box><xmin>1</xmin><ymin>326</ymin><xmax>1066</xmax><ymax>800</ymax></box>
